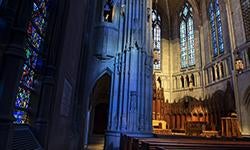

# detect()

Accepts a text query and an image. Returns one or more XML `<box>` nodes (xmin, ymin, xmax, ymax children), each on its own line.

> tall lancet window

<box><xmin>13</xmin><ymin>0</ymin><xmax>50</xmax><ymax>124</ymax></box>
<box><xmin>152</xmin><ymin>9</ymin><xmax>161</xmax><ymax>70</ymax></box>
<box><xmin>180</xmin><ymin>2</ymin><xmax>195</xmax><ymax>68</ymax></box>
<box><xmin>208</xmin><ymin>0</ymin><xmax>224</xmax><ymax>57</ymax></box>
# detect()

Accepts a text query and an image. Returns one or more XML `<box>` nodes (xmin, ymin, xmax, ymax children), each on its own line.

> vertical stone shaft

<box><xmin>0</xmin><ymin>1</ymin><xmax>32</xmax><ymax>149</ymax></box>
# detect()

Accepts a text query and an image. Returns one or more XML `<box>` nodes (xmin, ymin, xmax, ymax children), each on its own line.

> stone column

<box><xmin>0</xmin><ymin>0</ymin><xmax>32</xmax><ymax>149</ymax></box>
<box><xmin>34</xmin><ymin>10</ymin><xmax>56</xmax><ymax>150</ymax></box>
<box><xmin>34</xmin><ymin>0</ymin><xmax>64</xmax><ymax>147</ymax></box>
<box><xmin>35</xmin><ymin>66</ymin><xmax>56</xmax><ymax>149</ymax></box>
<box><xmin>105</xmin><ymin>0</ymin><xmax>153</xmax><ymax>149</ymax></box>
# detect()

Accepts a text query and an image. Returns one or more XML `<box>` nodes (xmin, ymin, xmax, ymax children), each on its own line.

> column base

<box><xmin>105</xmin><ymin>131</ymin><xmax>120</xmax><ymax>150</ymax></box>
<box><xmin>34</xmin><ymin>121</ymin><xmax>48</xmax><ymax>148</ymax></box>
<box><xmin>0</xmin><ymin>121</ymin><xmax>12</xmax><ymax>150</ymax></box>
<box><xmin>241</xmin><ymin>133</ymin><xmax>250</xmax><ymax>138</ymax></box>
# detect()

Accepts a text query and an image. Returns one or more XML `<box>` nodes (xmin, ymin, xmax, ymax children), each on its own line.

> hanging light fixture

<box><xmin>235</xmin><ymin>53</ymin><xmax>244</xmax><ymax>74</ymax></box>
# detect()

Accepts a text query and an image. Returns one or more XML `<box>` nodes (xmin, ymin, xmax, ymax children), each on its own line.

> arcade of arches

<box><xmin>1</xmin><ymin>0</ymin><xmax>250</xmax><ymax>150</ymax></box>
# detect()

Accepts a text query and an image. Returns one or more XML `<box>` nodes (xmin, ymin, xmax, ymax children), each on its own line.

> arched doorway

<box><xmin>93</xmin><ymin>103</ymin><xmax>109</xmax><ymax>134</ymax></box>
<box><xmin>88</xmin><ymin>73</ymin><xmax>111</xmax><ymax>148</ymax></box>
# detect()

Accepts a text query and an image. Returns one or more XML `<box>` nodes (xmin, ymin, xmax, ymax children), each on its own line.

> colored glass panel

<box><xmin>14</xmin><ymin>0</ymin><xmax>50</xmax><ymax>124</ymax></box>
<box><xmin>187</xmin><ymin>17</ymin><xmax>195</xmax><ymax>66</ymax></box>
<box><xmin>15</xmin><ymin>87</ymin><xmax>31</xmax><ymax>109</ymax></box>
<box><xmin>180</xmin><ymin>2</ymin><xmax>195</xmax><ymax>68</ymax></box>
<box><xmin>183</xmin><ymin>7</ymin><xmax>188</xmax><ymax>16</ymax></box>
<box><xmin>152</xmin><ymin>9</ymin><xmax>161</xmax><ymax>70</ymax></box>
<box><xmin>33</xmin><ymin>13</ymin><xmax>47</xmax><ymax>35</ymax></box>
<box><xmin>25</xmin><ymin>47</ymin><xmax>38</xmax><ymax>69</ymax></box>
<box><xmin>209</xmin><ymin>0</ymin><xmax>224</xmax><ymax>57</ymax></box>
<box><xmin>27</xmin><ymin>23</ymin><xmax>42</xmax><ymax>49</ymax></box>
<box><xmin>209</xmin><ymin>2</ymin><xmax>218</xmax><ymax>56</ymax></box>
<box><xmin>34</xmin><ymin>0</ymin><xmax>48</xmax><ymax>17</ymax></box>
<box><xmin>20</xmin><ymin>64</ymin><xmax>35</xmax><ymax>89</ymax></box>
<box><xmin>13</xmin><ymin>110</ymin><xmax>28</xmax><ymax>124</ymax></box>
<box><xmin>180</xmin><ymin>21</ymin><xmax>187</xmax><ymax>68</ymax></box>
<box><xmin>215</xmin><ymin>0</ymin><xmax>224</xmax><ymax>54</ymax></box>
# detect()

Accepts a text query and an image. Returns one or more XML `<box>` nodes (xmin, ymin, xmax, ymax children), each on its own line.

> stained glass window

<box><xmin>13</xmin><ymin>0</ymin><xmax>50</xmax><ymax>124</ymax></box>
<box><xmin>180</xmin><ymin>2</ymin><xmax>195</xmax><ymax>68</ymax></box>
<box><xmin>188</xmin><ymin>17</ymin><xmax>195</xmax><ymax>66</ymax></box>
<box><xmin>240</xmin><ymin>0</ymin><xmax>250</xmax><ymax>42</ymax></box>
<box><xmin>208</xmin><ymin>0</ymin><xmax>224</xmax><ymax>57</ymax></box>
<box><xmin>152</xmin><ymin>9</ymin><xmax>161</xmax><ymax>70</ymax></box>
<box><xmin>180</xmin><ymin>21</ymin><xmax>187</xmax><ymax>68</ymax></box>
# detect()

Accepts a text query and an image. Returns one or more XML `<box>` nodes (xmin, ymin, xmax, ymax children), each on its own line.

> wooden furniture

<box><xmin>121</xmin><ymin>134</ymin><xmax>250</xmax><ymax>150</ymax></box>
<box><xmin>185</xmin><ymin>121</ymin><xmax>206</xmax><ymax>136</ymax></box>
<box><xmin>201</xmin><ymin>131</ymin><xmax>219</xmax><ymax>138</ymax></box>
<box><xmin>221</xmin><ymin>117</ymin><xmax>241</xmax><ymax>137</ymax></box>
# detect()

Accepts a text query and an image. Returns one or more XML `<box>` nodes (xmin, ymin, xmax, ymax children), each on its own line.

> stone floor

<box><xmin>87</xmin><ymin>144</ymin><xmax>104</xmax><ymax>150</ymax></box>
<box><xmin>87</xmin><ymin>135</ymin><xmax>104</xmax><ymax>150</ymax></box>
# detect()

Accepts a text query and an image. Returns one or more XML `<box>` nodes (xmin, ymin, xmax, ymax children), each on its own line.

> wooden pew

<box><xmin>143</xmin><ymin>141</ymin><xmax>250</xmax><ymax>150</ymax></box>
<box><xmin>121</xmin><ymin>134</ymin><xmax>250</xmax><ymax>150</ymax></box>
<box><xmin>140</xmin><ymin>139</ymin><xmax>250</xmax><ymax>150</ymax></box>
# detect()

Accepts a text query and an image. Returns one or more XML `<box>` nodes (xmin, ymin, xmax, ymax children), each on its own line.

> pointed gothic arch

<box><xmin>89</xmin><ymin>73</ymin><xmax>111</xmax><ymax>136</ymax></box>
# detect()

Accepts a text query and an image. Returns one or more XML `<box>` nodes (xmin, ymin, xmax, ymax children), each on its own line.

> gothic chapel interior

<box><xmin>1</xmin><ymin>0</ymin><xmax>250</xmax><ymax>150</ymax></box>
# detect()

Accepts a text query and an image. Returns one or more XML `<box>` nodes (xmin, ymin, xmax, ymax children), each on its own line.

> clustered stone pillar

<box><xmin>34</xmin><ymin>0</ymin><xmax>58</xmax><ymax>146</ymax></box>
<box><xmin>105</xmin><ymin>0</ymin><xmax>153</xmax><ymax>149</ymax></box>
<box><xmin>0</xmin><ymin>0</ymin><xmax>32</xmax><ymax>149</ymax></box>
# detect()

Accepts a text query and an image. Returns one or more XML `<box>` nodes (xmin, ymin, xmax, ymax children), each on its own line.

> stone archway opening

<box><xmin>87</xmin><ymin>73</ymin><xmax>111</xmax><ymax>149</ymax></box>
<box><xmin>93</xmin><ymin>103</ymin><xmax>109</xmax><ymax>134</ymax></box>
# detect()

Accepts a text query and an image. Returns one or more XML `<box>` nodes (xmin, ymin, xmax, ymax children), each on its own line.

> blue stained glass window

<box><xmin>209</xmin><ymin>2</ymin><xmax>218</xmax><ymax>56</ymax></box>
<box><xmin>13</xmin><ymin>0</ymin><xmax>50</xmax><ymax>124</ymax></box>
<box><xmin>187</xmin><ymin>17</ymin><xmax>195</xmax><ymax>66</ymax></box>
<box><xmin>20</xmin><ymin>64</ymin><xmax>35</xmax><ymax>89</ymax></box>
<box><xmin>25</xmin><ymin>47</ymin><xmax>38</xmax><ymax>69</ymax></box>
<box><xmin>27</xmin><ymin>24</ymin><xmax>43</xmax><ymax>49</ymax></box>
<box><xmin>152</xmin><ymin>9</ymin><xmax>161</xmax><ymax>70</ymax></box>
<box><xmin>215</xmin><ymin>0</ymin><xmax>224</xmax><ymax>54</ymax></box>
<box><xmin>180</xmin><ymin>21</ymin><xmax>187</xmax><ymax>68</ymax></box>
<box><xmin>180</xmin><ymin>2</ymin><xmax>195</xmax><ymax>68</ymax></box>
<box><xmin>13</xmin><ymin>110</ymin><xmax>28</xmax><ymax>124</ymax></box>
<box><xmin>208</xmin><ymin>0</ymin><xmax>224</xmax><ymax>57</ymax></box>
<box><xmin>15</xmin><ymin>87</ymin><xmax>31</xmax><ymax>109</ymax></box>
